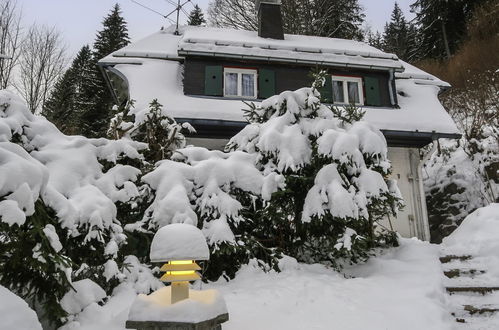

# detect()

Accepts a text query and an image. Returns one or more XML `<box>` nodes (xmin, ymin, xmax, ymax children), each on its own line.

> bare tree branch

<box><xmin>0</xmin><ymin>0</ymin><xmax>22</xmax><ymax>89</ymax></box>
<box><xmin>16</xmin><ymin>24</ymin><xmax>67</xmax><ymax>113</ymax></box>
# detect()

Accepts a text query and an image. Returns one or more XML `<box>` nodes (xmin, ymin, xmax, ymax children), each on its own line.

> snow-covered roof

<box><xmin>178</xmin><ymin>27</ymin><xmax>404</xmax><ymax>71</ymax></box>
<box><xmin>101</xmin><ymin>25</ymin><xmax>403</xmax><ymax>71</ymax></box>
<box><xmin>395</xmin><ymin>61</ymin><xmax>450</xmax><ymax>88</ymax></box>
<box><xmin>99</xmin><ymin>26</ymin><xmax>459</xmax><ymax>138</ymax></box>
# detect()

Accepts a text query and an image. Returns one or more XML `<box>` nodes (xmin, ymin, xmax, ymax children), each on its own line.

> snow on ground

<box><xmin>128</xmin><ymin>287</ymin><xmax>227</xmax><ymax>323</ymax></box>
<box><xmin>211</xmin><ymin>238</ymin><xmax>451</xmax><ymax>330</ymax></box>
<box><xmin>0</xmin><ymin>285</ymin><xmax>42</xmax><ymax>330</ymax></box>
<box><xmin>442</xmin><ymin>204</ymin><xmax>499</xmax><ymax>256</ymax></box>
<box><xmin>68</xmin><ymin>238</ymin><xmax>453</xmax><ymax>330</ymax></box>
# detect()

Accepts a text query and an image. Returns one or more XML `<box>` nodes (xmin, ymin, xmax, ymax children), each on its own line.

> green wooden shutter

<box><xmin>204</xmin><ymin>66</ymin><xmax>223</xmax><ymax>96</ymax></box>
<box><xmin>319</xmin><ymin>76</ymin><xmax>333</xmax><ymax>103</ymax></box>
<box><xmin>258</xmin><ymin>69</ymin><xmax>275</xmax><ymax>99</ymax></box>
<box><xmin>364</xmin><ymin>77</ymin><xmax>381</xmax><ymax>106</ymax></box>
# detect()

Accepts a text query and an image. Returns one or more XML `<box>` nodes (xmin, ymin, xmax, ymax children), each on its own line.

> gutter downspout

<box><xmin>417</xmin><ymin>140</ymin><xmax>438</xmax><ymax>241</ymax></box>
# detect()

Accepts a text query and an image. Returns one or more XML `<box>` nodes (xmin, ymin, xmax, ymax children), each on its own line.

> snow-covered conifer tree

<box><xmin>228</xmin><ymin>71</ymin><xmax>402</xmax><ymax>266</ymax></box>
<box><xmin>0</xmin><ymin>90</ymin><xmax>149</xmax><ymax>325</ymax></box>
<box><xmin>187</xmin><ymin>4</ymin><xmax>206</xmax><ymax>26</ymax></box>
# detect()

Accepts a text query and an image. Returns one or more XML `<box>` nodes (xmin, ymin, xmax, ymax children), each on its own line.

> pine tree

<box><xmin>382</xmin><ymin>3</ymin><xmax>411</xmax><ymax>61</ymax></box>
<box><xmin>366</xmin><ymin>29</ymin><xmax>383</xmax><ymax>50</ymax></box>
<box><xmin>228</xmin><ymin>72</ymin><xmax>402</xmax><ymax>267</ymax></box>
<box><xmin>411</xmin><ymin>0</ymin><xmax>486</xmax><ymax>59</ymax></box>
<box><xmin>187</xmin><ymin>4</ymin><xmax>206</xmax><ymax>26</ymax></box>
<box><xmin>43</xmin><ymin>45</ymin><xmax>93</xmax><ymax>135</ymax></box>
<box><xmin>79</xmin><ymin>4</ymin><xmax>130</xmax><ymax>138</ymax></box>
<box><xmin>309</xmin><ymin>0</ymin><xmax>365</xmax><ymax>40</ymax></box>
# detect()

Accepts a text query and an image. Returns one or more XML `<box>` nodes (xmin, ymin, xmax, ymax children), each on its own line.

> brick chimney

<box><xmin>256</xmin><ymin>0</ymin><xmax>284</xmax><ymax>40</ymax></box>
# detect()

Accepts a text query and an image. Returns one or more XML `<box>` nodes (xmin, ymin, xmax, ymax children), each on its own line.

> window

<box><xmin>331</xmin><ymin>75</ymin><xmax>364</xmax><ymax>105</ymax></box>
<box><xmin>223</xmin><ymin>68</ymin><xmax>258</xmax><ymax>99</ymax></box>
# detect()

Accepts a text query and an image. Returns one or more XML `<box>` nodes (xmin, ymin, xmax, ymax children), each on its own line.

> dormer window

<box><xmin>331</xmin><ymin>75</ymin><xmax>364</xmax><ymax>106</ymax></box>
<box><xmin>223</xmin><ymin>67</ymin><xmax>257</xmax><ymax>99</ymax></box>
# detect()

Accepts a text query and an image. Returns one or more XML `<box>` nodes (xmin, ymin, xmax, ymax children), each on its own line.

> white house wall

<box><xmin>382</xmin><ymin>147</ymin><xmax>430</xmax><ymax>240</ymax></box>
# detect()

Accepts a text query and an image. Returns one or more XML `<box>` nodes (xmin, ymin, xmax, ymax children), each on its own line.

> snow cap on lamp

<box><xmin>150</xmin><ymin>223</ymin><xmax>209</xmax><ymax>262</ymax></box>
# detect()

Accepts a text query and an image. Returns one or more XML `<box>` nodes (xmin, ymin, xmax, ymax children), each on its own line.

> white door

<box><xmin>382</xmin><ymin>147</ymin><xmax>419</xmax><ymax>238</ymax></box>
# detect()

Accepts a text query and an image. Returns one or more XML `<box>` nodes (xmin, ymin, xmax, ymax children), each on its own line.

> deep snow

<box><xmin>61</xmin><ymin>238</ymin><xmax>454</xmax><ymax>330</ymax></box>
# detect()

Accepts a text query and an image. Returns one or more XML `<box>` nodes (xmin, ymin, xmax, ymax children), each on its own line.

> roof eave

<box><xmin>178</xmin><ymin>49</ymin><xmax>405</xmax><ymax>72</ymax></box>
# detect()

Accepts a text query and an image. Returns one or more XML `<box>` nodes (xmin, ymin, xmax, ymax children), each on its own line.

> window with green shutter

<box><xmin>364</xmin><ymin>76</ymin><xmax>381</xmax><ymax>106</ymax></box>
<box><xmin>318</xmin><ymin>76</ymin><xmax>333</xmax><ymax>103</ymax></box>
<box><xmin>258</xmin><ymin>69</ymin><xmax>275</xmax><ymax>99</ymax></box>
<box><xmin>204</xmin><ymin>66</ymin><xmax>223</xmax><ymax>96</ymax></box>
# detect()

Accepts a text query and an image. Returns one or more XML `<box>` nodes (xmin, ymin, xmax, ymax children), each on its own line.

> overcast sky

<box><xmin>19</xmin><ymin>0</ymin><xmax>415</xmax><ymax>57</ymax></box>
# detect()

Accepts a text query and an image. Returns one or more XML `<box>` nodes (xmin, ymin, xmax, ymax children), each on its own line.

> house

<box><xmin>98</xmin><ymin>0</ymin><xmax>460</xmax><ymax>241</ymax></box>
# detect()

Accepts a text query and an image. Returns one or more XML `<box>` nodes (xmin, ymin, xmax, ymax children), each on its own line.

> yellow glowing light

<box><xmin>167</xmin><ymin>270</ymin><xmax>195</xmax><ymax>275</ymax></box>
<box><xmin>169</xmin><ymin>260</ymin><xmax>194</xmax><ymax>265</ymax></box>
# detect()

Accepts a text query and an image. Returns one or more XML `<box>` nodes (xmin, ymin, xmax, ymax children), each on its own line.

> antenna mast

<box><xmin>130</xmin><ymin>0</ymin><xmax>193</xmax><ymax>35</ymax></box>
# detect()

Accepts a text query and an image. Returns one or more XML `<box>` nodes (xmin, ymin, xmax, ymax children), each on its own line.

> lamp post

<box><xmin>150</xmin><ymin>223</ymin><xmax>209</xmax><ymax>304</ymax></box>
<box><xmin>126</xmin><ymin>223</ymin><xmax>229</xmax><ymax>330</ymax></box>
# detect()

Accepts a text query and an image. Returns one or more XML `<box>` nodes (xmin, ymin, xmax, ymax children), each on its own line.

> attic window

<box><xmin>331</xmin><ymin>75</ymin><xmax>364</xmax><ymax>106</ymax></box>
<box><xmin>223</xmin><ymin>67</ymin><xmax>257</xmax><ymax>99</ymax></box>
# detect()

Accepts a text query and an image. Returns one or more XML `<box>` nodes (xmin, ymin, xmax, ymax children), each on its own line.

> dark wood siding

<box><xmin>183</xmin><ymin>57</ymin><xmax>395</xmax><ymax>107</ymax></box>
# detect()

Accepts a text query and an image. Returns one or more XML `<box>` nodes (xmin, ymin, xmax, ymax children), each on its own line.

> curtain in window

<box><xmin>332</xmin><ymin>81</ymin><xmax>344</xmax><ymax>103</ymax></box>
<box><xmin>241</xmin><ymin>73</ymin><xmax>255</xmax><ymax>97</ymax></box>
<box><xmin>347</xmin><ymin>82</ymin><xmax>360</xmax><ymax>104</ymax></box>
<box><xmin>225</xmin><ymin>73</ymin><xmax>238</xmax><ymax>96</ymax></box>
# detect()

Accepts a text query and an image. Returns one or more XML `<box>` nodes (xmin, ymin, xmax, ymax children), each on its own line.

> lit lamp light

<box><xmin>150</xmin><ymin>223</ymin><xmax>209</xmax><ymax>304</ymax></box>
<box><xmin>126</xmin><ymin>223</ymin><xmax>228</xmax><ymax>330</ymax></box>
<box><xmin>160</xmin><ymin>260</ymin><xmax>201</xmax><ymax>303</ymax></box>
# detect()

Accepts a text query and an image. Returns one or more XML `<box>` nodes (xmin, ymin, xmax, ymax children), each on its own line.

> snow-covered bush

<box><xmin>108</xmin><ymin>99</ymin><xmax>194</xmax><ymax>163</ymax></box>
<box><xmin>127</xmin><ymin>147</ymin><xmax>281</xmax><ymax>280</ymax></box>
<box><xmin>424</xmin><ymin>134</ymin><xmax>498</xmax><ymax>242</ymax></box>
<box><xmin>228</xmin><ymin>72</ymin><xmax>401</xmax><ymax>267</ymax></box>
<box><xmin>0</xmin><ymin>90</ymin><xmax>152</xmax><ymax>325</ymax></box>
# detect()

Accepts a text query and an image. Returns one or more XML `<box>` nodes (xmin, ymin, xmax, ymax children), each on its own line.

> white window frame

<box><xmin>331</xmin><ymin>75</ymin><xmax>364</xmax><ymax>106</ymax></box>
<box><xmin>223</xmin><ymin>67</ymin><xmax>258</xmax><ymax>99</ymax></box>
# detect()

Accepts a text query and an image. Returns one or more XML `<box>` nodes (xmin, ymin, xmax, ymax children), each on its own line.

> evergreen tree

<box><xmin>309</xmin><ymin>0</ymin><xmax>365</xmax><ymax>40</ymax></box>
<box><xmin>411</xmin><ymin>0</ymin><xmax>486</xmax><ymax>59</ymax></box>
<box><xmin>187</xmin><ymin>4</ymin><xmax>206</xmax><ymax>26</ymax></box>
<box><xmin>228</xmin><ymin>72</ymin><xmax>402</xmax><ymax>267</ymax></box>
<box><xmin>382</xmin><ymin>3</ymin><xmax>414</xmax><ymax>61</ymax></box>
<box><xmin>79</xmin><ymin>4</ymin><xmax>130</xmax><ymax>138</ymax></box>
<box><xmin>365</xmin><ymin>29</ymin><xmax>383</xmax><ymax>50</ymax></box>
<box><xmin>43</xmin><ymin>45</ymin><xmax>94</xmax><ymax>135</ymax></box>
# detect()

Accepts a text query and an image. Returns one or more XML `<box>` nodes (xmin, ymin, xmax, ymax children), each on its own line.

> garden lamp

<box><xmin>150</xmin><ymin>223</ymin><xmax>209</xmax><ymax>304</ymax></box>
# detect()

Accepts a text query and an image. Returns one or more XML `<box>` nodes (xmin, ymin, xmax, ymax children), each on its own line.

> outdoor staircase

<box><xmin>440</xmin><ymin>254</ymin><xmax>499</xmax><ymax>329</ymax></box>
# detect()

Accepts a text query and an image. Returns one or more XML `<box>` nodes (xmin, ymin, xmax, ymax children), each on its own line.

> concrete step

<box><xmin>451</xmin><ymin>309</ymin><xmax>499</xmax><ymax>330</ymax></box>
<box><xmin>464</xmin><ymin>305</ymin><xmax>499</xmax><ymax>315</ymax></box>
<box><xmin>447</xmin><ymin>286</ymin><xmax>499</xmax><ymax>295</ymax></box>
<box><xmin>444</xmin><ymin>274</ymin><xmax>499</xmax><ymax>288</ymax></box>
<box><xmin>440</xmin><ymin>255</ymin><xmax>472</xmax><ymax>264</ymax></box>
<box><xmin>447</xmin><ymin>290</ymin><xmax>499</xmax><ymax>306</ymax></box>
<box><xmin>444</xmin><ymin>269</ymin><xmax>487</xmax><ymax>278</ymax></box>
